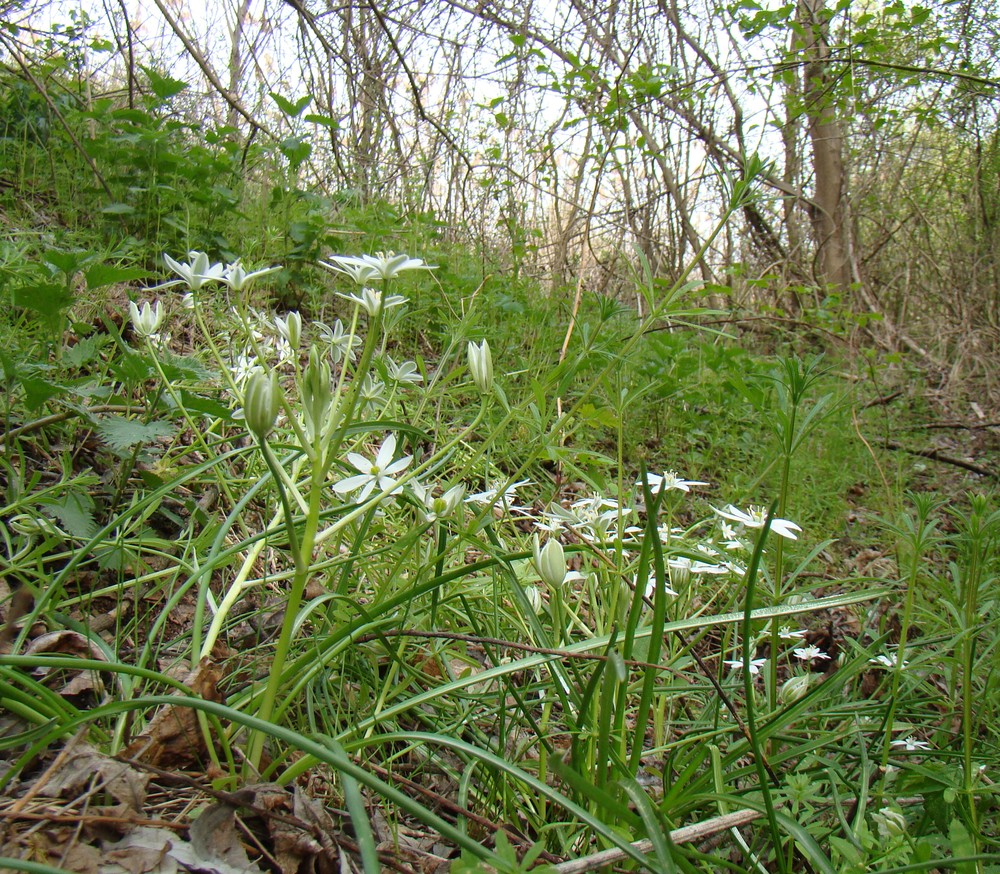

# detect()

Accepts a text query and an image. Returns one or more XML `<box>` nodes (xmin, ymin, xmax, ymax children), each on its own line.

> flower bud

<box><xmin>300</xmin><ymin>346</ymin><xmax>332</xmax><ymax>440</ymax></box>
<box><xmin>9</xmin><ymin>513</ymin><xmax>61</xmax><ymax>538</ymax></box>
<box><xmin>467</xmin><ymin>340</ymin><xmax>493</xmax><ymax>394</ymax></box>
<box><xmin>243</xmin><ymin>370</ymin><xmax>281</xmax><ymax>438</ymax></box>
<box><xmin>778</xmin><ymin>673</ymin><xmax>811</xmax><ymax>705</ymax></box>
<box><xmin>873</xmin><ymin>806</ymin><xmax>907</xmax><ymax>839</ymax></box>
<box><xmin>274</xmin><ymin>311</ymin><xmax>302</xmax><ymax>349</ymax></box>
<box><xmin>129</xmin><ymin>300</ymin><xmax>163</xmax><ymax>338</ymax></box>
<box><xmin>524</xmin><ymin>585</ymin><xmax>544</xmax><ymax>614</ymax></box>
<box><xmin>533</xmin><ymin>535</ymin><xmax>567</xmax><ymax>589</ymax></box>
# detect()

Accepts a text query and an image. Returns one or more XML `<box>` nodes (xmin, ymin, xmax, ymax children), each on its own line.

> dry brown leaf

<box><xmin>24</xmin><ymin>630</ymin><xmax>108</xmax><ymax>698</ymax></box>
<box><xmin>123</xmin><ymin>656</ymin><xmax>223</xmax><ymax>767</ymax></box>
<box><xmin>1</xmin><ymin>827</ymin><xmax>102</xmax><ymax>874</ymax></box>
<box><xmin>190</xmin><ymin>800</ymin><xmax>256</xmax><ymax>871</ymax></box>
<box><xmin>253</xmin><ymin>783</ymin><xmax>337</xmax><ymax>874</ymax></box>
<box><xmin>34</xmin><ymin>741</ymin><xmax>149</xmax><ymax>810</ymax></box>
<box><xmin>102</xmin><ymin>823</ymin><xmax>261</xmax><ymax>874</ymax></box>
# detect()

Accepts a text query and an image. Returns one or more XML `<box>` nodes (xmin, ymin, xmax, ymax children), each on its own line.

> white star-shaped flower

<box><xmin>792</xmin><ymin>645</ymin><xmax>830</xmax><ymax>662</ymax></box>
<box><xmin>639</xmin><ymin>470</ymin><xmax>709</xmax><ymax>494</ymax></box>
<box><xmin>724</xmin><ymin>657</ymin><xmax>768</xmax><ymax>675</ymax></box>
<box><xmin>712</xmin><ymin>504</ymin><xmax>802</xmax><ymax>540</ymax></box>
<box><xmin>332</xmin><ymin>434</ymin><xmax>412</xmax><ymax>502</ymax></box>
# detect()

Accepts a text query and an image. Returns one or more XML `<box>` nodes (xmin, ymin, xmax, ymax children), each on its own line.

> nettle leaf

<box><xmin>96</xmin><ymin>415</ymin><xmax>176</xmax><ymax>452</ymax></box>
<box><xmin>85</xmin><ymin>264</ymin><xmax>147</xmax><ymax>289</ymax></box>
<box><xmin>21</xmin><ymin>375</ymin><xmax>67</xmax><ymax>411</ymax></box>
<box><xmin>41</xmin><ymin>491</ymin><xmax>98</xmax><ymax>539</ymax></box>
<box><xmin>111</xmin><ymin>348</ymin><xmax>157</xmax><ymax>384</ymax></box>
<box><xmin>63</xmin><ymin>334</ymin><xmax>112</xmax><ymax>369</ymax></box>
<box><xmin>14</xmin><ymin>283</ymin><xmax>75</xmax><ymax>319</ymax></box>
<box><xmin>279</xmin><ymin>135</ymin><xmax>312</xmax><ymax>169</ymax></box>
<box><xmin>158</xmin><ymin>351</ymin><xmax>214</xmax><ymax>382</ymax></box>
<box><xmin>42</xmin><ymin>250</ymin><xmax>94</xmax><ymax>276</ymax></box>
<box><xmin>270</xmin><ymin>91</ymin><xmax>312</xmax><ymax>117</ymax></box>
<box><xmin>304</xmin><ymin>113</ymin><xmax>339</xmax><ymax>130</ymax></box>
<box><xmin>177</xmin><ymin>389</ymin><xmax>233</xmax><ymax>421</ymax></box>
<box><xmin>143</xmin><ymin>66</ymin><xmax>189</xmax><ymax>100</ymax></box>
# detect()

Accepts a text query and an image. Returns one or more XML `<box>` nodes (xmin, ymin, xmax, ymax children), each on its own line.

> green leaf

<box><xmin>96</xmin><ymin>415</ymin><xmax>176</xmax><ymax>452</ymax></box>
<box><xmin>20</xmin><ymin>376</ymin><xmax>67</xmax><ymax>411</ymax></box>
<box><xmin>158</xmin><ymin>352</ymin><xmax>214</xmax><ymax>382</ymax></box>
<box><xmin>41</xmin><ymin>491</ymin><xmax>97</xmax><ymax>539</ymax></box>
<box><xmin>270</xmin><ymin>92</ymin><xmax>312</xmax><ymax>117</ymax></box>
<box><xmin>14</xmin><ymin>283</ymin><xmax>75</xmax><ymax>319</ymax></box>
<box><xmin>42</xmin><ymin>250</ymin><xmax>93</xmax><ymax>275</ymax></box>
<box><xmin>279</xmin><ymin>135</ymin><xmax>312</xmax><ymax>169</ymax></box>
<box><xmin>85</xmin><ymin>264</ymin><xmax>147</xmax><ymax>289</ymax></box>
<box><xmin>143</xmin><ymin>66</ymin><xmax>188</xmax><ymax>100</ymax></box>
<box><xmin>304</xmin><ymin>113</ymin><xmax>340</xmax><ymax>130</ymax></box>
<box><xmin>176</xmin><ymin>390</ymin><xmax>232</xmax><ymax>421</ymax></box>
<box><xmin>100</xmin><ymin>202</ymin><xmax>136</xmax><ymax>215</ymax></box>
<box><xmin>63</xmin><ymin>335</ymin><xmax>111</xmax><ymax>369</ymax></box>
<box><xmin>110</xmin><ymin>349</ymin><xmax>156</xmax><ymax>384</ymax></box>
<box><xmin>948</xmin><ymin>819</ymin><xmax>976</xmax><ymax>874</ymax></box>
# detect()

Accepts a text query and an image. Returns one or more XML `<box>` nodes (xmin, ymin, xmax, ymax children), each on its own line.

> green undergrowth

<box><xmin>1</xmin><ymin>175</ymin><xmax>998</xmax><ymax>872</ymax></box>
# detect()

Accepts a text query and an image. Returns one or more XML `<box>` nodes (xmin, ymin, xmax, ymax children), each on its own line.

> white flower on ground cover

<box><xmin>638</xmin><ymin>470</ymin><xmax>709</xmax><ymax>494</ymax></box>
<box><xmin>321</xmin><ymin>252</ymin><xmax>436</xmax><ymax>285</ymax></box>
<box><xmin>219</xmin><ymin>260</ymin><xmax>281</xmax><ymax>292</ymax></box>
<box><xmin>465</xmin><ymin>479</ymin><xmax>533</xmax><ymax>511</ymax></box>
<box><xmin>385</xmin><ymin>357</ymin><xmax>423</xmax><ymax>385</ymax></box>
<box><xmin>641</xmin><ymin>573</ymin><xmax>679</xmax><ymax>600</ymax></box>
<box><xmin>273</xmin><ymin>312</ymin><xmax>302</xmax><ymax>350</ymax></box>
<box><xmin>869</xmin><ymin>652</ymin><xmax>909</xmax><ymax>669</ymax></box>
<box><xmin>230</xmin><ymin>352</ymin><xmax>261</xmax><ymax>387</ymax></box>
<box><xmin>792</xmin><ymin>645</ymin><xmax>831</xmax><ymax>662</ymax></box>
<box><xmin>724</xmin><ymin>657</ymin><xmax>768</xmax><ymax>675</ymax></box>
<box><xmin>718</xmin><ymin>521</ymin><xmax>747</xmax><ymax>551</ymax></box>
<box><xmin>128</xmin><ymin>300</ymin><xmax>163</xmax><ymax>339</ymax></box>
<box><xmin>467</xmin><ymin>340</ymin><xmax>493</xmax><ymax>394</ymax></box>
<box><xmin>332</xmin><ymin>433</ymin><xmax>412</xmax><ymax>502</ymax></box>
<box><xmin>778</xmin><ymin>625</ymin><xmax>806</xmax><ymax>640</ymax></box>
<box><xmin>161</xmin><ymin>251</ymin><xmax>225</xmax><ymax>291</ymax></box>
<box><xmin>315</xmin><ymin>319</ymin><xmax>362</xmax><ymax>364</ymax></box>
<box><xmin>712</xmin><ymin>504</ymin><xmax>802</xmax><ymax>540</ymax></box>
<box><xmin>568</xmin><ymin>494</ymin><xmax>639</xmax><ymax>543</ymax></box>
<box><xmin>667</xmin><ymin>555</ymin><xmax>729</xmax><ymax>576</ymax></box>
<box><xmin>411</xmin><ymin>482</ymin><xmax>465</xmax><ymax>522</ymax></box>
<box><xmin>533</xmin><ymin>536</ymin><xmax>585</xmax><ymax>588</ymax></box>
<box><xmin>891</xmin><ymin>736</ymin><xmax>931</xmax><ymax>751</ymax></box>
<box><xmin>338</xmin><ymin>286</ymin><xmax>408</xmax><ymax>318</ymax></box>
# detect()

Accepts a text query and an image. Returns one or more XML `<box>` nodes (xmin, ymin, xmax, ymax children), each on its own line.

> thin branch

<box><xmin>149</xmin><ymin>0</ymin><xmax>273</xmax><ymax>139</ymax></box>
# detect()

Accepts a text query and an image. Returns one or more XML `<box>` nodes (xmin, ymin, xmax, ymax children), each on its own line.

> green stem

<box><xmin>245</xmin><ymin>438</ymin><xmax>321</xmax><ymax>773</ymax></box>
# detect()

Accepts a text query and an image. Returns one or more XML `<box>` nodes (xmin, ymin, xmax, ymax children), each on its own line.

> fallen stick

<box><xmin>552</xmin><ymin>808</ymin><xmax>763</xmax><ymax>874</ymax></box>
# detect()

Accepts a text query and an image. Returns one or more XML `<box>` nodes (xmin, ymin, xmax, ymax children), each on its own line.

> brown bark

<box><xmin>798</xmin><ymin>0</ymin><xmax>853</xmax><ymax>291</ymax></box>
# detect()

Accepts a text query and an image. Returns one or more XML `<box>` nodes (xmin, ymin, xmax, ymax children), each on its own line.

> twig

<box><xmin>860</xmin><ymin>389</ymin><xmax>903</xmax><ymax>410</ymax></box>
<box><xmin>551</xmin><ymin>809</ymin><xmax>763</xmax><ymax>874</ymax></box>
<box><xmin>883</xmin><ymin>441</ymin><xmax>998</xmax><ymax>479</ymax></box>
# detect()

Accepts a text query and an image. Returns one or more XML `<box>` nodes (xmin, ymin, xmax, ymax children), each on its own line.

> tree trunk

<box><xmin>798</xmin><ymin>0</ymin><xmax>853</xmax><ymax>291</ymax></box>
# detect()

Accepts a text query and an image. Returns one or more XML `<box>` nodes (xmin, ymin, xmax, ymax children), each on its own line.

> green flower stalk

<box><xmin>300</xmin><ymin>347</ymin><xmax>332</xmax><ymax>443</ymax></box>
